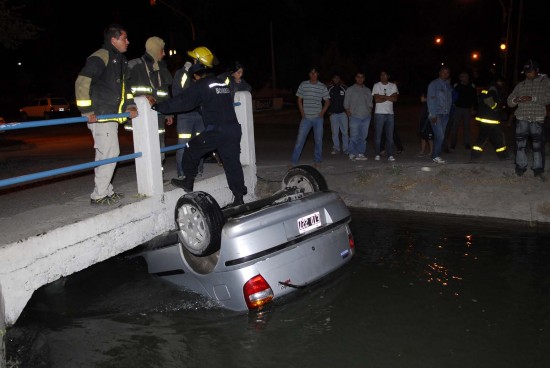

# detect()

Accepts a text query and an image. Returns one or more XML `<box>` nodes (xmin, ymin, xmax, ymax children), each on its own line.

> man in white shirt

<box><xmin>372</xmin><ymin>70</ymin><xmax>399</xmax><ymax>162</ymax></box>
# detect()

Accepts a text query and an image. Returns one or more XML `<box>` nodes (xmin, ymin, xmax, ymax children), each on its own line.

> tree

<box><xmin>0</xmin><ymin>0</ymin><xmax>41</xmax><ymax>49</ymax></box>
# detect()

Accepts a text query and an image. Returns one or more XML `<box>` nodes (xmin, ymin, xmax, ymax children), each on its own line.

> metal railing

<box><xmin>0</xmin><ymin>96</ymin><xmax>245</xmax><ymax>196</ymax></box>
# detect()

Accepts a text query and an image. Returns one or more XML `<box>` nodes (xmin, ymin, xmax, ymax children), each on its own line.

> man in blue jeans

<box><xmin>373</xmin><ymin>70</ymin><xmax>399</xmax><ymax>162</ymax></box>
<box><xmin>327</xmin><ymin>73</ymin><xmax>348</xmax><ymax>155</ymax></box>
<box><xmin>427</xmin><ymin>65</ymin><xmax>453</xmax><ymax>164</ymax></box>
<box><xmin>344</xmin><ymin>71</ymin><xmax>373</xmax><ymax>161</ymax></box>
<box><xmin>290</xmin><ymin>67</ymin><xmax>331</xmax><ymax>167</ymax></box>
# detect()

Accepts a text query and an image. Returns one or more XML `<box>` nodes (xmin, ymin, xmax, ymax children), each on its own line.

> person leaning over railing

<box><xmin>75</xmin><ymin>23</ymin><xmax>138</xmax><ymax>206</ymax></box>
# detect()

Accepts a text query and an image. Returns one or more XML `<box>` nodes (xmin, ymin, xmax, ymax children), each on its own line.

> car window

<box><xmin>51</xmin><ymin>98</ymin><xmax>68</xmax><ymax>105</ymax></box>
<box><xmin>39</xmin><ymin>99</ymin><xmax>48</xmax><ymax>106</ymax></box>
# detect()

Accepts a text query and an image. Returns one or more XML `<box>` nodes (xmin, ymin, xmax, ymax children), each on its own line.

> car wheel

<box><xmin>282</xmin><ymin>165</ymin><xmax>328</xmax><ymax>193</ymax></box>
<box><xmin>43</xmin><ymin>112</ymin><xmax>50</xmax><ymax>120</ymax></box>
<box><xmin>20</xmin><ymin>112</ymin><xmax>28</xmax><ymax>121</ymax></box>
<box><xmin>174</xmin><ymin>191</ymin><xmax>225</xmax><ymax>257</ymax></box>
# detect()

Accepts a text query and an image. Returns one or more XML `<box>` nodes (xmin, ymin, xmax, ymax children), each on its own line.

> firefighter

<box><xmin>172</xmin><ymin>46</ymin><xmax>218</xmax><ymax>179</ymax></box>
<box><xmin>147</xmin><ymin>62</ymin><xmax>247</xmax><ymax>206</ymax></box>
<box><xmin>471</xmin><ymin>76</ymin><xmax>510</xmax><ymax>161</ymax></box>
<box><xmin>125</xmin><ymin>36</ymin><xmax>174</xmax><ymax>166</ymax></box>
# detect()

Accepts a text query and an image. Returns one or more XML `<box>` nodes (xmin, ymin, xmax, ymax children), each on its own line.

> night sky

<box><xmin>1</xmin><ymin>0</ymin><xmax>547</xmax><ymax>117</ymax></box>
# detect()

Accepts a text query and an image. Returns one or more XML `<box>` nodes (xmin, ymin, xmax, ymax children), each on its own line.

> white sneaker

<box><xmin>349</xmin><ymin>154</ymin><xmax>356</xmax><ymax>161</ymax></box>
<box><xmin>433</xmin><ymin>157</ymin><xmax>446</xmax><ymax>164</ymax></box>
<box><xmin>356</xmin><ymin>154</ymin><xmax>368</xmax><ymax>161</ymax></box>
<box><xmin>374</xmin><ymin>155</ymin><xmax>381</xmax><ymax>161</ymax></box>
<box><xmin>331</xmin><ymin>149</ymin><xmax>339</xmax><ymax>155</ymax></box>
<box><xmin>388</xmin><ymin>156</ymin><xmax>396</xmax><ymax>162</ymax></box>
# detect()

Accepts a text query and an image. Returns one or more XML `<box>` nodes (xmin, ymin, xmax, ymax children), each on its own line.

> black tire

<box><xmin>174</xmin><ymin>191</ymin><xmax>225</xmax><ymax>256</ymax></box>
<box><xmin>43</xmin><ymin>112</ymin><xmax>50</xmax><ymax>120</ymax></box>
<box><xmin>20</xmin><ymin>112</ymin><xmax>28</xmax><ymax>121</ymax></box>
<box><xmin>282</xmin><ymin>165</ymin><xmax>328</xmax><ymax>193</ymax></box>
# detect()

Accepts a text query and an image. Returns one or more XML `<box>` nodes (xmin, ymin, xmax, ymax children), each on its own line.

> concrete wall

<box><xmin>0</xmin><ymin>92</ymin><xmax>256</xmax><ymax>330</ymax></box>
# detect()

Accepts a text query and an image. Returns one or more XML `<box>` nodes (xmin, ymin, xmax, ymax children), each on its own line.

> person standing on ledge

<box><xmin>427</xmin><ymin>65</ymin><xmax>453</xmax><ymax>164</ymax></box>
<box><xmin>75</xmin><ymin>23</ymin><xmax>138</xmax><ymax>206</ymax></box>
<box><xmin>146</xmin><ymin>63</ymin><xmax>247</xmax><ymax>206</ymax></box>
<box><xmin>290</xmin><ymin>66</ymin><xmax>330</xmax><ymax>167</ymax></box>
<box><xmin>507</xmin><ymin>59</ymin><xmax>550</xmax><ymax>181</ymax></box>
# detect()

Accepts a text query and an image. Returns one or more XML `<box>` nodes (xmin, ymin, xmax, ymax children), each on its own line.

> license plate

<box><xmin>59</xmin><ymin>108</ymin><xmax>65</xmax><ymax>111</ymax></box>
<box><xmin>297</xmin><ymin>211</ymin><xmax>321</xmax><ymax>234</ymax></box>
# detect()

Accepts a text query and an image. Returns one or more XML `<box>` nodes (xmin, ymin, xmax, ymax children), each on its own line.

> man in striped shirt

<box><xmin>290</xmin><ymin>67</ymin><xmax>331</xmax><ymax>166</ymax></box>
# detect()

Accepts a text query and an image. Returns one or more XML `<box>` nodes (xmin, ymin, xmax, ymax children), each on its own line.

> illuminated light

<box><xmin>243</xmin><ymin>275</ymin><xmax>273</xmax><ymax>309</ymax></box>
<box><xmin>434</xmin><ymin>35</ymin><xmax>444</xmax><ymax>45</ymax></box>
<box><xmin>471</xmin><ymin>51</ymin><xmax>480</xmax><ymax>60</ymax></box>
<box><xmin>348</xmin><ymin>233</ymin><xmax>355</xmax><ymax>250</ymax></box>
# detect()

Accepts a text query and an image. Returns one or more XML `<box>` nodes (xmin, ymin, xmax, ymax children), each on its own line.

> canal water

<box><xmin>6</xmin><ymin>209</ymin><xmax>550</xmax><ymax>368</ymax></box>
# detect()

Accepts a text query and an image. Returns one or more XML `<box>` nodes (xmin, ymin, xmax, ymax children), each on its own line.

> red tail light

<box><xmin>348</xmin><ymin>233</ymin><xmax>355</xmax><ymax>249</ymax></box>
<box><xmin>243</xmin><ymin>275</ymin><xmax>273</xmax><ymax>309</ymax></box>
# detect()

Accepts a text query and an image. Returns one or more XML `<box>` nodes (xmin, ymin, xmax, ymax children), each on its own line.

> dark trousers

<box><xmin>471</xmin><ymin>123</ymin><xmax>508</xmax><ymax>159</ymax></box>
<box><xmin>380</xmin><ymin>125</ymin><xmax>404</xmax><ymax>152</ymax></box>
<box><xmin>182</xmin><ymin>123</ymin><xmax>247</xmax><ymax>196</ymax></box>
<box><xmin>515</xmin><ymin>120</ymin><xmax>545</xmax><ymax>173</ymax></box>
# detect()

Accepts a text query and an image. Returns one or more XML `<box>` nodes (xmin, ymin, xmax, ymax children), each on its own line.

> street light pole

<box><xmin>496</xmin><ymin>0</ymin><xmax>511</xmax><ymax>81</ymax></box>
<box><xmin>155</xmin><ymin>0</ymin><xmax>196</xmax><ymax>41</ymax></box>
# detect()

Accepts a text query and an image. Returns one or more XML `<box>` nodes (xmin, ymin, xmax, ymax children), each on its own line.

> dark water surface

<box><xmin>7</xmin><ymin>209</ymin><xmax>550</xmax><ymax>368</ymax></box>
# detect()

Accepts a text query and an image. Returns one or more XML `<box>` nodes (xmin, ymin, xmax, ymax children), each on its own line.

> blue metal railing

<box><xmin>0</xmin><ymin>113</ymin><xmax>148</xmax><ymax>188</ymax></box>
<box><xmin>0</xmin><ymin>102</ymin><xmax>241</xmax><ymax>189</ymax></box>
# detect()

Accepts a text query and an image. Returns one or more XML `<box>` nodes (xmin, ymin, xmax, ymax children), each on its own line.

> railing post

<box><xmin>1</xmin><ymin>282</ymin><xmax>5</xmax><ymax>368</ymax></box>
<box><xmin>131</xmin><ymin>96</ymin><xmax>163</xmax><ymax>196</ymax></box>
<box><xmin>234</xmin><ymin>91</ymin><xmax>256</xmax><ymax>167</ymax></box>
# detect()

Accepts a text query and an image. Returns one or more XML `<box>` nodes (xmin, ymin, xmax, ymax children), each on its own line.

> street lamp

<box><xmin>151</xmin><ymin>0</ymin><xmax>195</xmax><ymax>41</ymax></box>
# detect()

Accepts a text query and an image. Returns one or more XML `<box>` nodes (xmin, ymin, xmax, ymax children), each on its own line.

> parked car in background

<box><xmin>19</xmin><ymin>97</ymin><xmax>72</xmax><ymax>120</ymax></box>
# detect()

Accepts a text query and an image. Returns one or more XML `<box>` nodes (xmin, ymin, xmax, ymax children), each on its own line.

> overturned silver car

<box><xmin>135</xmin><ymin>165</ymin><xmax>354</xmax><ymax>312</ymax></box>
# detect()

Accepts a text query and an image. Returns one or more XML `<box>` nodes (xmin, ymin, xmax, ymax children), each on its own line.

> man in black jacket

<box><xmin>125</xmin><ymin>36</ymin><xmax>174</xmax><ymax>166</ymax></box>
<box><xmin>146</xmin><ymin>63</ymin><xmax>247</xmax><ymax>206</ymax></box>
<box><xmin>449</xmin><ymin>71</ymin><xmax>478</xmax><ymax>150</ymax></box>
<box><xmin>75</xmin><ymin>23</ymin><xmax>138</xmax><ymax>206</ymax></box>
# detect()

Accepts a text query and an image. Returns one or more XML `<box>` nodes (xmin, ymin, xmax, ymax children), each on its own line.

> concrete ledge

<box><xmin>0</xmin><ymin>165</ymin><xmax>256</xmax><ymax>327</ymax></box>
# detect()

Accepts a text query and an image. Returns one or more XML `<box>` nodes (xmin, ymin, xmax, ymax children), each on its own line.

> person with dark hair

<box><xmin>344</xmin><ymin>71</ymin><xmax>372</xmax><ymax>160</ymax></box>
<box><xmin>75</xmin><ymin>23</ymin><xmax>138</xmax><ymax>205</ymax></box>
<box><xmin>290</xmin><ymin>66</ymin><xmax>330</xmax><ymax>167</ymax></box>
<box><xmin>327</xmin><ymin>73</ymin><xmax>348</xmax><ymax>156</ymax></box>
<box><xmin>507</xmin><ymin>59</ymin><xmax>550</xmax><ymax>180</ymax></box>
<box><xmin>146</xmin><ymin>63</ymin><xmax>248</xmax><ymax>206</ymax></box>
<box><xmin>373</xmin><ymin>70</ymin><xmax>399</xmax><ymax>162</ymax></box>
<box><xmin>125</xmin><ymin>36</ymin><xmax>174</xmax><ymax>167</ymax></box>
<box><xmin>449</xmin><ymin>71</ymin><xmax>478</xmax><ymax>150</ymax></box>
<box><xmin>218</xmin><ymin>61</ymin><xmax>252</xmax><ymax>97</ymax></box>
<box><xmin>427</xmin><ymin>65</ymin><xmax>453</xmax><ymax>164</ymax></box>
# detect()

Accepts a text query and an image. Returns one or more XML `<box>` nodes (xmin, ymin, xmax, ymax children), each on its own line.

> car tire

<box><xmin>174</xmin><ymin>191</ymin><xmax>225</xmax><ymax>257</ymax></box>
<box><xmin>282</xmin><ymin>165</ymin><xmax>328</xmax><ymax>193</ymax></box>
<box><xmin>43</xmin><ymin>112</ymin><xmax>50</xmax><ymax>120</ymax></box>
<box><xmin>20</xmin><ymin>112</ymin><xmax>28</xmax><ymax>121</ymax></box>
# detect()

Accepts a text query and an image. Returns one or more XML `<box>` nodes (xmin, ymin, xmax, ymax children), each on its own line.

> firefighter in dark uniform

<box><xmin>172</xmin><ymin>46</ymin><xmax>218</xmax><ymax>179</ymax></box>
<box><xmin>471</xmin><ymin>77</ymin><xmax>510</xmax><ymax>161</ymax></box>
<box><xmin>146</xmin><ymin>63</ymin><xmax>247</xmax><ymax>206</ymax></box>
